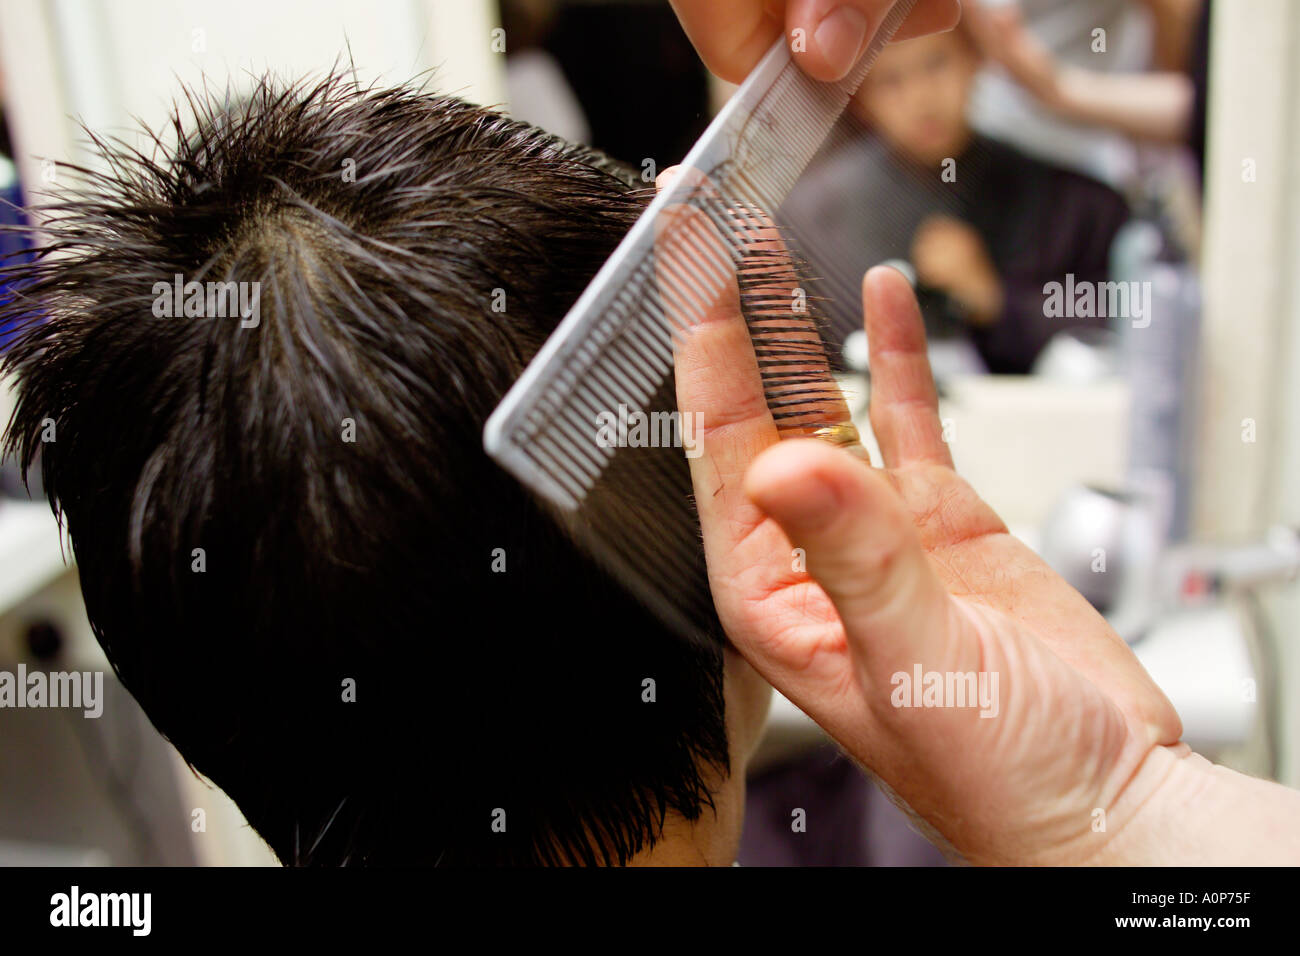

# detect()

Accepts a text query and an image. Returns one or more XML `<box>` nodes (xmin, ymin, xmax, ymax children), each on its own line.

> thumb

<box><xmin>743</xmin><ymin>439</ymin><xmax>973</xmax><ymax>689</ymax></box>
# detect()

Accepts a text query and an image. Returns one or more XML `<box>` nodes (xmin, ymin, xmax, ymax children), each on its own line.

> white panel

<box><xmin>1195</xmin><ymin>0</ymin><xmax>1300</xmax><ymax>785</ymax></box>
<box><xmin>2</xmin><ymin>0</ymin><xmax>504</xmax><ymax>178</ymax></box>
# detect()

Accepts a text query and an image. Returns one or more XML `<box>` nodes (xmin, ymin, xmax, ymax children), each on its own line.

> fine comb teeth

<box><xmin>485</xmin><ymin>1</ymin><xmax>917</xmax><ymax>645</ymax></box>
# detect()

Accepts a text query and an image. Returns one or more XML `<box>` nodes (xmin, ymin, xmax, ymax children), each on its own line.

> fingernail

<box><xmin>814</xmin><ymin>6</ymin><xmax>869</xmax><ymax>80</ymax></box>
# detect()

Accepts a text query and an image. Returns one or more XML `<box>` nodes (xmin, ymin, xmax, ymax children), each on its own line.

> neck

<box><xmin>626</xmin><ymin>762</ymin><xmax>747</xmax><ymax>866</ymax></box>
<box><xmin>626</xmin><ymin>646</ymin><xmax>768</xmax><ymax>866</ymax></box>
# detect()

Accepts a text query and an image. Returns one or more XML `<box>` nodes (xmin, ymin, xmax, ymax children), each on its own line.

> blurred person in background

<box><xmin>963</xmin><ymin>0</ymin><xmax>1204</xmax><ymax>188</ymax></box>
<box><xmin>965</xmin><ymin>0</ymin><xmax>1210</xmax><ymax>188</ymax></box>
<box><xmin>779</xmin><ymin>21</ymin><xmax>1130</xmax><ymax>374</ymax></box>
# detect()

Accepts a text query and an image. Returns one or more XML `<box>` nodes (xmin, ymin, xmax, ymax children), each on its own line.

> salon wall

<box><xmin>0</xmin><ymin>0</ymin><xmax>506</xmax><ymax>209</ymax></box>
<box><xmin>1195</xmin><ymin>0</ymin><xmax>1300</xmax><ymax>786</ymax></box>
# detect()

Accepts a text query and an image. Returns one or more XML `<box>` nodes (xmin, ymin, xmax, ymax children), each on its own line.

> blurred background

<box><xmin>0</xmin><ymin>0</ymin><xmax>1297</xmax><ymax>866</ymax></box>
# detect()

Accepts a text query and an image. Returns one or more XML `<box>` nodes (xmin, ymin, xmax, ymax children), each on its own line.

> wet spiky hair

<box><xmin>0</xmin><ymin>70</ymin><xmax>731</xmax><ymax>866</ymax></box>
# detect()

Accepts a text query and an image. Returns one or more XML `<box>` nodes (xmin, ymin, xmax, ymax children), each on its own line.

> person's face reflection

<box><xmin>850</xmin><ymin>31</ymin><xmax>979</xmax><ymax>168</ymax></box>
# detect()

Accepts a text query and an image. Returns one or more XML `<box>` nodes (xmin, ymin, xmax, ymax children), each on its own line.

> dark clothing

<box><xmin>778</xmin><ymin>130</ymin><xmax>1131</xmax><ymax>374</ymax></box>
<box><xmin>738</xmin><ymin>745</ymin><xmax>949</xmax><ymax>867</ymax></box>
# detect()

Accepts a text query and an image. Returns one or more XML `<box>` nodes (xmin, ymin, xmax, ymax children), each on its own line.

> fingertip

<box><xmin>745</xmin><ymin>440</ymin><xmax>932</xmax><ymax>628</ymax></box>
<box><xmin>863</xmin><ymin>263</ymin><xmax>915</xmax><ymax>300</ymax></box>
<box><xmin>863</xmin><ymin>264</ymin><xmax>926</xmax><ymax>350</ymax></box>
<box><xmin>744</xmin><ymin>439</ymin><xmax>877</xmax><ymax>534</ymax></box>
<box><xmin>745</xmin><ymin>440</ymin><xmax>834</xmax><ymax>510</ymax></box>
<box><xmin>786</xmin><ymin>0</ymin><xmax>874</xmax><ymax>83</ymax></box>
<box><xmin>655</xmin><ymin>165</ymin><xmax>683</xmax><ymax>193</ymax></box>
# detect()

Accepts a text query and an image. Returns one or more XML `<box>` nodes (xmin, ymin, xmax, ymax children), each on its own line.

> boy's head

<box><xmin>1</xmin><ymin>74</ymin><xmax>770</xmax><ymax>865</ymax></box>
<box><xmin>849</xmin><ymin>25</ymin><xmax>981</xmax><ymax>167</ymax></box>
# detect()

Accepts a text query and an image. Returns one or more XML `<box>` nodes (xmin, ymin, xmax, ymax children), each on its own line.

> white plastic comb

<box><xmin>486</xmin><ymin>2</ymin><xmax>916</xmax><ymax>506</ymax></box>
<box><xmin>484</xmin><ymin>3</ymin><xmax>918</xmax><ymax>643</ymax></box>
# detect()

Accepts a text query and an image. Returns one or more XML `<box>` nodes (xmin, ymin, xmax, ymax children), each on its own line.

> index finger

<box><xmin>863</xmin><ymin>265</ymin><xmax>954</xmax><ymax>468</ymax></box>
<box><xmin>656</xmin><ymin>169</ymin><xmax>854</xmax><ymax>568</ymax></box>
<box><xmin>654</xmin><ymin>170</ymin><xmax>781</xmax><ymax>555</ymax></box>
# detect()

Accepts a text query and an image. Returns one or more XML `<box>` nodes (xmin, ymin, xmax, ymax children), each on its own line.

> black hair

<box><xmin>0</xmin><ymin>71</ymin><xmax>731</xmax><ymax>865</ymax></box>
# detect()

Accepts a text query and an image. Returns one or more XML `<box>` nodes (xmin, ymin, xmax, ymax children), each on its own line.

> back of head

<box><xmin>0</xmin><ymin>73</ymin><xmax>729</xmax><ymax>865</ymax></box>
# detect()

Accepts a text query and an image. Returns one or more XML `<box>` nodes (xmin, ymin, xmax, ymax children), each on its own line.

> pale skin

<box><xmin>645</xmin><ymin>0</ymin><xmax>1300</xmax><ymax>865</ymax></box>
<box><xmin>628</xmin><ymin>646</ymin><xmax>773</xmax><ymax>866</ymax></box>
<box><xmin>658</xmin><ymin>181</ymin><xmax>1300</xmax><ymax>863</ymax></box>
<box><xmin>628</xmin><ymin>0</ymin><xmax>968</xmax><ymax>865</ymax></box>
<box><xmin>910</xmin><ymin>216</ymin><xmax>1003</xmax><ymax>324</ymax></box>
<box><xmin>848</xmin><ymin>28</ymin><xmax>1004</xmax><ymax>324</ymax></box>
<box><xmin>961</xmin><ymin>0</ymin><xmax>1196</xmax><ymax>146</ymax></box>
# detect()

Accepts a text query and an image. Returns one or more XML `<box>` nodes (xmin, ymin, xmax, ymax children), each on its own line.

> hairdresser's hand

<box><xmin>668</xmin><ymin>0</ymin><xmax>962</xmax><ymax>84</ymax></box>
<box><xmin>663</xmin><ymin>204</ymin><xmax>1202</xmax><ymax>863</ymax></box>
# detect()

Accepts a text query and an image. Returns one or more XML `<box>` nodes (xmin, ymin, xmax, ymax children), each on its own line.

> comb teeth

<box><xmin>505</xmin><ymin>208</ymin><xmax>796</xmax><ymax>507</ymax></box>
<box><xmin>486</xmin><ymin>2</ymin><xmax>915</xmax><ymax>512</ymax></box>
<box><xmin>484</xmin><ymin>3</ymin><xmax>915</xmax><ymax>644</ymax></box>
<box><xmin>491</xmin><ymin>188</ymin><xmax>847</xmax><ymax>511</ymax></box>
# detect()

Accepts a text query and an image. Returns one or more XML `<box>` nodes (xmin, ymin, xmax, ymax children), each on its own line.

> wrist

<box><xmin>1089</xmin><ymin>745</ymin><xmax>1300</xmax><ymax>865</ymax></box>
<box><xmin>1086</xmin><ymin>745</ymin><xmax>1211</xmax><ymax>865</ymax></box>
<box><xmin>1042</xmin><ymin>65</ymin><xmax>1085</xmax><ymax>117</ymax></box>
